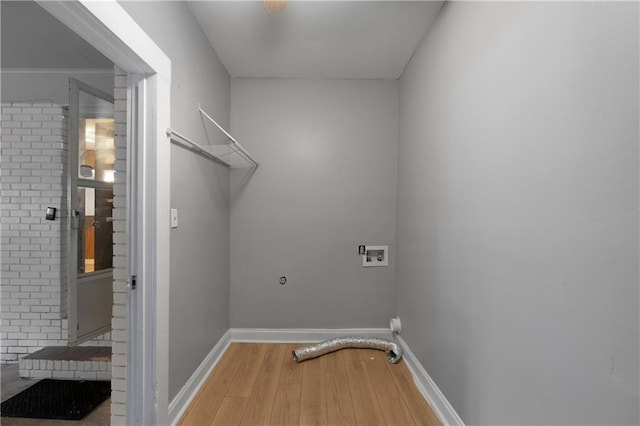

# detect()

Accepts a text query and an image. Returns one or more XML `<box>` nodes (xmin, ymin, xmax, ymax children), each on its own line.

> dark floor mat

<box><xmin>1</xmin><ymin>379</ymin><xmax>110</xmax><ymax>420</ymax></box>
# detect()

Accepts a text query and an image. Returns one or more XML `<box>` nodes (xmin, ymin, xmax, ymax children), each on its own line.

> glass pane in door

<box><xmin>77</xmin><ymin>187</ymin><xmax>114</xmax><ymax>274</ymax></box>
<box><xmin>78</xmin><ymin>90</ymin><xmax>115</xmax><ymax>183</ymax></box>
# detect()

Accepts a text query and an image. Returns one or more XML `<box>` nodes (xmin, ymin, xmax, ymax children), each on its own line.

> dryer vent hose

<box><xmin>292</xmin><ymin>336</ymin><xmax>402</xmax><ymax>364</ymax></box>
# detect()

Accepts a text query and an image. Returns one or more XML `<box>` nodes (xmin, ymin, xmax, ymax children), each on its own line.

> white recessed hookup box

<box><xmin>362</xmin><ymin>245</ymin><xmax>388</xmax><ymax>267</ymax></box>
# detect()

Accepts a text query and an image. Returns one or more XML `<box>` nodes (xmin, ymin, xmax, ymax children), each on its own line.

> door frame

<box><xmin>37</xmin><ymin>1</ymin><xmax>171</xmax><ymax>424</ymax></box>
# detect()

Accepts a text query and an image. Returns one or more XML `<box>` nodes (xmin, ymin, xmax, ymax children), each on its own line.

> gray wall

<box><xmin>397</xmin><ymin>2</ymin><xmax>639</xmax><ymax>425</ymax></box>
<box><xmin>119</xmin><ymin>1</ymin><xmax>231</xmax><ymax>401</ymax></box>
<box><xmin>230</xmin><ymin>78</ymin><xmax>397</xmax><ymax>328</ymax></box>
<box><xmin>1</xmin><ymin>72</ymin><xmax>113</xmax><ymax>104</ymax></box>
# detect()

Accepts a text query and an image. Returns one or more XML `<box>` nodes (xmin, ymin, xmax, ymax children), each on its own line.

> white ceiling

<box><xmin>1</xmin><ymin>1</ymin><xmax>444</xmax><ymax>79</ymax></box>
<box><xmin>1</xmin><ymin>1</ymin><xmax>112</xmax><ymax>69</ymax></box>
<box><xmin>188</xmin><ymin>1</ymin><xmax>444</xmax><ymax>80</ymax></box>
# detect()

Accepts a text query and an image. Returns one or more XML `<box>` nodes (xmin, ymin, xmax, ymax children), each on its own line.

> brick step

<box><xmin>19</xmin><ymin>346</ymin><xmax>111</xmax><ymax>381</ymax></box>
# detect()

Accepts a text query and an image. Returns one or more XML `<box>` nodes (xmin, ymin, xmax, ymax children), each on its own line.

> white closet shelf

<box><xmin>166</xmin><ymin>105</ymin><xmax>258</xmax><ymax>169</ymax></box>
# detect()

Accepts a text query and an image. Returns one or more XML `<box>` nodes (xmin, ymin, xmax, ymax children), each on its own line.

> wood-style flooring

<box><xmin>179</xmin><ymin>343</ymin><xmax>443</xmax><ymax>426</ymax></box>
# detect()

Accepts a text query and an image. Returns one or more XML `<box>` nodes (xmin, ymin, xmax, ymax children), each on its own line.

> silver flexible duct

<box><xmin>292</xmin><ymin>336</ymin><xmax>402</xmax><ymax>364</ymax></box>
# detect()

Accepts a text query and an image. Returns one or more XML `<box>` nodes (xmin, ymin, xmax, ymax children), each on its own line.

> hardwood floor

<box><xmin>179</xmin><ymin>343</ymin><xmax>442</xmax><ymax>426</ymax></box>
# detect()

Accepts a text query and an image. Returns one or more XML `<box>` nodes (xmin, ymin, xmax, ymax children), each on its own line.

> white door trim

<box><xmin>36</xmin><ymin>1</ymin><xmax>171</xmax><ymax>424</ymax></box>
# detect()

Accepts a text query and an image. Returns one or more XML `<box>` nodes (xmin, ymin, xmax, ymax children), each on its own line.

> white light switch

<box><xmin>170</xmin><ymin>208</ymin><xmax>178</xmax><ymax>228</ymax></box>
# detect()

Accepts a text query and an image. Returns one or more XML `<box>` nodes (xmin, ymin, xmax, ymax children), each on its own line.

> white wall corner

<box><xmin>168</xmin><ymin>330</ymin><xmax>232</xmax><ymax>426</ymax></box>
<box><xmin>397</xmin><ymin>336</ymin><xmax>465</xmax><ymax>426</ymax></box>
<box><xmin>230</xmin><ymin>327</ymin><xmax>393</xmax><ymax>343</ymax></box>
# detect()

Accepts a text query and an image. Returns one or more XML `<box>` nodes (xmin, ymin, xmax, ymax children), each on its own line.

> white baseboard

<box><xmin>230</xmin><ymin>327</ymin><xmax>393</xmax><ymax>343</ymax></box>
<box><xmin>168</xmin><ymin>330</ymin><xmax>232</xmax><ymax>426</ymax></box>
<box><xmin>397</xmin><ymin>336</ymin><xmax>464</xmax><ymax>426</ymax></box>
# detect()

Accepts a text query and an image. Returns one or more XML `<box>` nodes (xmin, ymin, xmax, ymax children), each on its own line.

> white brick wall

<box><xmin>111</xmin><ymin>66</ymin><xmax>128</xmax><ymax>426</ymax></box>
<box><xmin>19</xmin><ymin>356</ymin><xmax>111</xmax><ymax>380</ymax></box>
<box><xmin>1</xmin><ymin>102</ymin><xmax>110</xmax><ymax>363</ymax></box>
<box><xmin>1</xmin><ymin>102</ymin><xmax>68</xmax><ymax>362</ymax></box>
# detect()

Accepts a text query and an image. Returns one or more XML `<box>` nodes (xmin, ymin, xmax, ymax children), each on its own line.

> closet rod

<box><xmin>166</xmin><ymin>128</ymin><xmax>225</xmax><ymax>165</ymax></box>
<box><xmin>198</xmin><ymin>104</ymin><xmax>259</xmax><ymax>168</ymax></box>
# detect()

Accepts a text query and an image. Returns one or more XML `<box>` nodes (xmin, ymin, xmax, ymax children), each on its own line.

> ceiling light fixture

<box><xmin>264</xmin><ymin>0</ymin><xmax>287</xmax><ymax>13</ymax></box>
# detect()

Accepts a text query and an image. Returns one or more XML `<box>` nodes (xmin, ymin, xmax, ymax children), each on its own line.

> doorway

<box><xmin>4</xmin><ymin>0</ymin><xmax>172</xmax><ymax>423</ymax></box>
